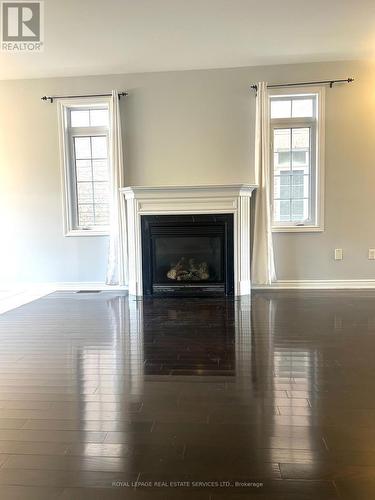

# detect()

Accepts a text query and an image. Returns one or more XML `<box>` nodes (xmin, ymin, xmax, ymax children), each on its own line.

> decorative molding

<box><xmin>121</xmin><ymin>184</ymin><xmax>258</xmax><ymax>296</ymax></box>
<box><xmin>253</xmin><ymin>279</ymin><xmax>375</xmax><ymax>290</ymax></box>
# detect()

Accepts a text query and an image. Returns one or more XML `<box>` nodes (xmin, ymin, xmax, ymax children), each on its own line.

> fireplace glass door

<box><xmin>141</xmin><ymin>214</ymin><xmax>234</xmax><ymax>296</ymax></box>
<box><xmin>153</xmin><ymin>235</ymin><xmax>224</xmax><ymax>284</ymax></box>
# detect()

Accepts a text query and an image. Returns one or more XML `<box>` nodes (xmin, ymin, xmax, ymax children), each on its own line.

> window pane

<box><xmin>276</xmin><ymin>151</ymin><xmax>291</xmax><ymax>168</ymax></box>
<box><xmin>271</xmin><ymin>99</ymin><xmax>291</xmax><ymax>119</ymax></box>
<box><xmin>91</xmin><ymin>136</ymin><xmax>107</xmax><ymax>158</ymax></box>
<box><xmin>73</xmin><ymin>134</ymin><xmax>109</xmax><ymax>229</ymax></box>
<box><xmin>291</xmin><ymin>199</ymin><xmax>309</xmax><ymax>221</ymax></box>
<box><xmin>93</xmin><ymin>160</ymin><xmax>109</xmax><ymax>181</ymax></box>
<box><xmin>77</xmin><ymin>182</ymin><xmax>93</xmax><ymax>203</ymax></box>
<box><xmin>273</xmin><ymin>176</ymin><xmax>280</xmax><ymax>198</ymax></box>
<box><xmin>78</xmin><ymin>204</ymin><xmax>94</xmax><ymax>227</ymax></box>
<box><xmin>90</xmin><ymin>109</ymin><xmax>109</xmax><ymax>127</ymax></box>
<box><xmin>273</xmin><ymin>168</ymin><xmax>310</xmax><ymax>224</ymax></box>
<box><xmin>93</xmin><ymin>182</ymin><xmax>109</xmax><ymax>203</ymax></box>
<box><xmin>291</xmin><ymin>199</ymin><xmax>304</xmax><ymax>221</ymax></box>
<box><xmin>280</xmin><ymin>173</ymin><xmax>291</xmax><ymax>199</ymax></box>
<box><xmin>291</xmin><ymin>179</ymin><xmax>304</xmax><ymax>198</ymax></box>
<box><xmin>274</xmin><ymin>200</ymin><xmax>291</xmax><ymax>222</ymax></box>
<box><xmin>292</xmin><ymin>128</ymin><xmax>310</xmax><ymax>149</ymax></box>
<box><xmin>280</xmin><ymin>200</ymin><xmax>290</xmax><ymax>219</ymax></box>
<box><xmin>74</xmin><ymin>137</ymin><xmax>91</xmax><ymax>159</ymax></box>
<box><xmin>292</xmin><ymin>151</ymin><xmax>307</xmax><ymax>167</ymax></box>
<box><xmin>274</xmin><ymin>128</ymin><xmax>291</xmax><ymax>173</ymax></box>
<box><xmin>292</xmin><ymin>98</ymin><xmax>313</xmax><ymax>118</ymax></box>
<box><xmin>297</xmin><ymin>174</ymin><xmax>309</xmax><ymax>198</ymax></box>
<box><xmin>274</xmin><ymin>128</ymin><xmax>291</xmax><ymax>151</ymax></box>
<box><xmin>76</xmin><ymin>159</ymin><xmax>92</xmax><ymax>181</ymax></box>
<box><xmin>71</xmin><ymin>110</ymin><xmax>90</xmax><ymax>127</ymax></box>
<box><xmin>94</xmin><ymin>204</ymin><xmax>110</xmax><ymax>225</ymax></box>
<box><xmin>292</xmin><ymin>128</ymin><xmax>310</xmax><ymax>172</ymax></box>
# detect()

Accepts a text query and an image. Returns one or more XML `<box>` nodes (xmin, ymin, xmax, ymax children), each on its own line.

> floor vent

<box><xmin>75</xmin><ymin>290</ymin><xmax>102</xmax><ymax>294</ymax></box>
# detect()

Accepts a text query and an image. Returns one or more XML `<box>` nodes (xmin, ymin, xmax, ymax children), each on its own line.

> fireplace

<box><xmin>141</xmin><ymin>214</ymin><xmax>234</xmax><ymax>296</ymax></box>
<box><xmin>121</xmin><ymin>185</ymin><xmax>256</xmax><ymax>296</ymax></box>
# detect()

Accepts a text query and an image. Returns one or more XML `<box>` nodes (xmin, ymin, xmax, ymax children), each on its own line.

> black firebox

<box><xmin>141</xmin><ymin>214</ymin><xmax>234</xmax><ymax>296</ymax></box>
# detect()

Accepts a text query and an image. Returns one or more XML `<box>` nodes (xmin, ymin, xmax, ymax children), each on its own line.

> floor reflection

<box><xmin>252</xmin><ymin>293</ymin><xmax>318</xmax><ymax>465</ymax></box>
<box><xmin>141</xmin><ymin>297</ymin><xmax>236</xmax><ymax>376</ymax></box>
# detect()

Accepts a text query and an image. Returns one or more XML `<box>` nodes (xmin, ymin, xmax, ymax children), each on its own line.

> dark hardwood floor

<box><xmin>0</xmin><ymin>290</ymin><xmax>375</xmax><ymax>499</ymax></box>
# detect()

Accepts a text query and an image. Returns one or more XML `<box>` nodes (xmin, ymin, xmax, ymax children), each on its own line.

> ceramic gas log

<box><xmin>167</xmin><ymin>258</ymin><xmax>210</xmax><ymax>281</ymax></box>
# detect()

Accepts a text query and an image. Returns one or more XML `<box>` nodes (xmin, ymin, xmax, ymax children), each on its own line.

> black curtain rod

<box><xmin>251</xmin><ymin>78</ymin><xmax>354</xmax><ymax>92</ymax></box>
<box><xmin>41</xmin><ymin>92</ymin><xmax>128</xmax><ymax>104</ymax></box>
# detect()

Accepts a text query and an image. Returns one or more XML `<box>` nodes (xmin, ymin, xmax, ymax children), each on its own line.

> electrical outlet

<box><xmin>334</xmin><ymin>248</ymin><xmax>343</xmax><ymax>260</ymax></box>
<box><xmin>369</xmin><ymin>249</ymin><xmax>375</xmax><ymax>260</ymax></box>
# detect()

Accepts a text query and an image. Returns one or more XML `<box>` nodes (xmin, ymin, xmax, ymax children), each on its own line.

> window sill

<box><xmin>65</xmin><ymin>229</ymin><xmax>110</xmax><ymax>237</ymax></box>
<box><xmin>272</xmin><ymin>225</ymin><xmax>324</xmax><ymax>233</ymax></box>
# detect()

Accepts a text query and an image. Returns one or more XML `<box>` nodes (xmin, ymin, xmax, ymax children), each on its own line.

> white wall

<box><xmin>0</xmin><ymin>60</ymin><xmax>374</xmax><ymax>283</ymax></box>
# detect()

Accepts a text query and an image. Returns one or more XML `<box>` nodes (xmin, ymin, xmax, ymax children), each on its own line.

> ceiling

<box><xmin>1</xmin><ymin>0</ymin><xmax>374</xmax><ymax>80</ymax></box>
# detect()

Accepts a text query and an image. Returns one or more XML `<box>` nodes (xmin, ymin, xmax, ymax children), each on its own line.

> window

<box><xmin>58</xmin><ymin>99</ymin><xmax>111</xmax><ymax>236</ymax></box>
<box><xmin>270</xmin><ymin>88</ymin><xmax>325</xmax><ymax>232</ymax></box>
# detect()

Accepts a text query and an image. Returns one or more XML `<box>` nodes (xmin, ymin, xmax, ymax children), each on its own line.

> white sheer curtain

<box><xmin>106</xmin><ymin>90</ymin><xmax>127</xmax><ymax>286</ymax></box>
<box><xmin>251</xmin><ymin>82</ymin><xmax>276</xmax><ymax>285</ymax></box>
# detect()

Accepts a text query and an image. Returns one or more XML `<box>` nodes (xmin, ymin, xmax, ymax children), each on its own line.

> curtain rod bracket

<box><xmin>41</xmin><ymin>96</ymin><xmax>54</xmax><ymax>103</ymax></box>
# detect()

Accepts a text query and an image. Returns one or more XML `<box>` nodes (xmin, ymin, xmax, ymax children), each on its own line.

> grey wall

<box><xmin>0</xmin><ymin>60</ymin><xmax>374</xmax><ymax>283</ymax></box>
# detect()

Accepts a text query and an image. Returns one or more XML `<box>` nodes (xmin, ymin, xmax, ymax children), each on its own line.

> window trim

<box><xmin>269</xmin><ymin>86</ymin><xmax>325</xmax><ymax>233</ymax></box>
<box><xmin>57</xmin><ymin>97</ymin><xmax>111</xmax><ymax>237</ymax></box>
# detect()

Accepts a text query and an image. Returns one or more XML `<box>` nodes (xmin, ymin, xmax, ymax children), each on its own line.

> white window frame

<box><xmin>269</xmin><ymin>86</ymin><xmax>325</xmax><ymax>233</ymax></box>
<box><xmin>57</xmin><ymin>97</ymin><xmax>111</xmax><ymax>237</ymax></box>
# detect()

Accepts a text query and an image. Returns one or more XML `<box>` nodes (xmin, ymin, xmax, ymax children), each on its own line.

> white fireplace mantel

<box><xmin>121</xmin><ymin>184</ymin><xmax>257</xmax><ymax>296</ymax></box>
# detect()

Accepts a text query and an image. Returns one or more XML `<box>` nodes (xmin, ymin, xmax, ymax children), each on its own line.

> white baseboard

<box><xmin>52</xmin><ymin>282</ymin><xmax>128</xmax><ymax>291</ymax></box>
<box><xmin>253</xmin><ymin>279</ymin><xmax>375</xmax><ymax>290</ymax></box>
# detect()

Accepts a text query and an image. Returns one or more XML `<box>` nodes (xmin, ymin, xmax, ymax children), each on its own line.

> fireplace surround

<box><xmin>121</xmin><ymin>184</ymin><xmax>257</xmax><ymax>296</ymax></box>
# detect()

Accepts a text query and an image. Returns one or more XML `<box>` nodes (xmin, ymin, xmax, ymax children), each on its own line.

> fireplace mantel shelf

<box><xmin>121</xmin><ymin>184</ymin><xmax>257</xmax><ymax>199</ymax></box>
<box><xmin>121</xmin><ymin>184</ymin><xmax>258</xmax><ymax>296</ymax></box>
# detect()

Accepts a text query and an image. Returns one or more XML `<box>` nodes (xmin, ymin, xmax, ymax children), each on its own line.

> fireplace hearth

<box><xmin>141</xmin><ymin>214</ymin><xmax>234</xmax><ymax>296</ymax></box>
